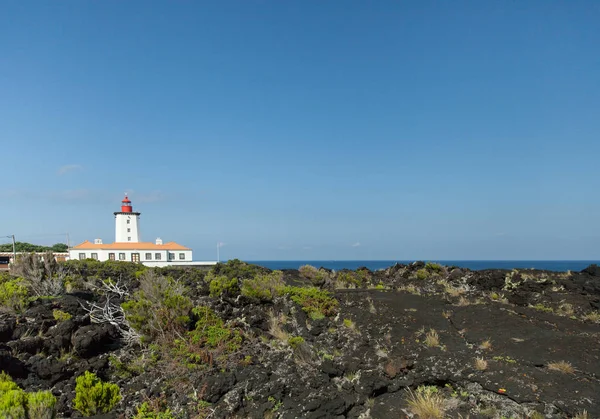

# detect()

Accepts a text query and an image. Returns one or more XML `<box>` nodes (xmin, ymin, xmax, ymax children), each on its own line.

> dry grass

<box><xmin>268</xmin><ymin>310</ymin><xmax>290</xmax><ymax>343</ymax></box>
<box><xmin>367</xmin><ymin>297</ymin><xmax>377</xmax><ymax>314</ymax></box>
<box><xmin>398</xmin><ymin>284</ymin><xmax>421</xmax><ymax>295</ymax></box>
<box><xmin>557</xmin><ymin>302</ymin><xmax>574</xmax><ymax>316</ymax></box>
<box><xmin>424</xmin><ymin>329</ymin><xmax>440</xmax><ymax>348</ymax></box>
<box><xmin>405</xmin><ymin>387</ymin><xmax>446</xmax><ymax>419</ymax></box>
<box><xmin>456</xmin><ymin>296</ymin><xmax>471</xmax><ymax>306</ymax></box>
<box><xmin>442</xmin><ymin>310</ymin><xmax>452</xmax><ymax>319</ymax></box>
<box><xmin>479</xmin><ymin>339</ymin><xmax>493</xmax><ymax>350</ymax></box>
<box><xmin>474</xmin><ymin>357</ymin><xmax>488</xmax><ymax>371</ymax></box>
<box><xmin>445</xmin><ymin>285</ymin><xmax>464</xmax><ymax>298</ymax></box>
<box><xmin>582</xmin><ymin>311</ymin><xmax>600</xmax><ymax>323</ymax></box>
<box><xmin>573</xmin><ymin>410</ymin><xmax>589</xmax><ymax>419</ymax></box>
<box><xmin>547</xmin><ymin>360</ymin><xmax>575</xmax><ymax>374</ymax></box>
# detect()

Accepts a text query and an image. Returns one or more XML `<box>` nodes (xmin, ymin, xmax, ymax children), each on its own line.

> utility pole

<box><xmin>11</xmin><ymin>235</ymin><xmax>16</xmax><ymax>263</ymax></box>
<box><xmin>217</xmin><ymin>242</ymin><xmax>220</xmax><ymax>263</ymax></box>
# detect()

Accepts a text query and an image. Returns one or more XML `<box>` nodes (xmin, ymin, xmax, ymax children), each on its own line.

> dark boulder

<box><xmin>0</xmin><ymin>316</ymin><xmax>16</xmax><ymax>343</ymax></box>
<box><xmin>8</xmin><ymin>336</ymin><xmax>44</xmax><ymax>355</ymax></box>
<box><xmin>26</xmin><ymin>354</ymin><xmax>70</xmax><ymax>384</ymax></box>
<box><xmin>0</xmin><ymin>344</ymin><xmax>27</xmax><ymax>378</ymax></box>
<box><xmin>72</xmin><ymin>323</ymin><xmax>120</xmax><ymax>357</ymax></box>
<box><xmin>582</xmin><ymin>264</ymin><xmax>600</xmax><ymax>277</ymax></box>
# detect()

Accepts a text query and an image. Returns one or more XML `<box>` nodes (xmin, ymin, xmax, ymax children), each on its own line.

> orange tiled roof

<box><xmin>72</xmin><ymin>240</ymin><xmax>191</xmax><ymax>250</ymax></box>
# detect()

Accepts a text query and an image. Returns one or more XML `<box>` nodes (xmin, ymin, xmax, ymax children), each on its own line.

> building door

<box><xmin>131</xmin><ymin>253</ymin><xmax>140</xmax><ymax>262</ymax></box>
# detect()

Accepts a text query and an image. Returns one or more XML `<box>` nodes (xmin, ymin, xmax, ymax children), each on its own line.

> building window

<box><xmin>127</xmin><ymin>228</ymin><xmax>131</xmax><ymax>232</ymax></box>
<box><xmin>127</xmin><ymin>220</ymin><xmax>130</xmax><ymax>224</ymax></box>
<box><xmin>155</xmin><ymin>253</ymin><xmax>161</xmax><ymax>260</ymax></box>
<box><xmin>128</xmin><ymin>237</ymin><xmax>131</xmax><ymax>241</ymax></box>
<box><xmin>91</xmin><ymin>253</ymin><xmax>98</xmax><ymax>260</ymax></box>
<box><xmin>168</xmin><ymin>252</ymin><xmax>175</xmax><ymax>261</ymax></box>
<box><xmin>79</xmin><ymin>253</ymin><xmax>86</xmax><ymax>260</ymax></box>
<box><xmin>145</xmin><ymin>253</ymin><xmax>152</xmax><ymax>260</ymax></box>
<box><xmin>179</xmin><ymin>253</ymin><xmax>185</xmax><ymax>260</ymax></box>
<box><xmin>131</xmin><ymin>253</ymin><xmax>140</xmax><ymax>262</ymax></box>
<box><xmin>109</xmin><ymin>253</ymin><xmax>115</xmax><ymax>261</ymax></box>
<box><xmin>119</xmin><ymin>253</ymin><xmax>126</xmax><ymax>261</ymax></box>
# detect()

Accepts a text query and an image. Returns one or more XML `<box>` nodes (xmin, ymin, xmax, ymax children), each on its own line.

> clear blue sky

<box><xmin>1</xmin><ymin>1</ymin><xmax>599</xmax><ymax>260</ymax></box>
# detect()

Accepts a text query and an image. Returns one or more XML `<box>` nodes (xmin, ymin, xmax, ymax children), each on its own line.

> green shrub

<box><xmin>173</xmin><ymin>306</ymin><xmax>242</xmax><ymax>367</ymax></box>
<box><xmin>416</xmin><ymin>269</ymin><xmax>429</xmax><ymax>280</ymax></box>
<box><xmin>205</xmin><ymin>272</ymin><xmax>239</xmax><ymax>298</ymax></box>
<box><xmin>288</xmin><ymin>336</ymin><xmax>305</xmax><ymax>349</ymax></box>
<box><xmin>0</xmin><ymin>389</ymin><xmax>27</xmax><ymax>418</ymax></box>
<box><xmin>52</xmin><ymin>309</ymin><xmax>72</xmax><ymax>322</ymax></box>
<box><xmin>425</xmin><ymin>262</ymin><xmax>443</xmax><ymax>272</ymax></box>
<box><xmin>0</xmin><ymin>372</ymin><xmax>20</xmax><ymax>394</ymax></box>
<box><xmin>0</xmin><ymin>372</ymin><xmax>56</xmax><ymax>419</ymax></box>
<box><xmin>122</xmin><ymin>271</ymin><xmax>192</xmax><ymax>343</ymax></box>
<box><xmin>0</xmin><ymin>279</ymin><xmax>29</xmax><ymax>313</ymax></box>
<box><xmin>73</xmin><ymin>371</ymin><xmax>121</xmax><ymax>416</ymax></box>
<box><xmin>210</xmin><ymin>259</ymin><xmax>269</xmax><ymax>280</ymax></box>
<box><xmin>284</xmin><ymin>286</ymin><xmax>338</xmax><ymax>320</ymax></box>
<box><xmin>299</xmin><ymin>265</ymin><xmax>318</xmax><ymax>280</ymax></box>
<box><xmin>133</xmin><ymin>401</ymin><xmax>175</xmax><ymax>419</ymax></box>
<box><xmin>336</xmin><ymin>272</ymin><xmax>361</xmax><ymax>288</ymax></box>
<box><xmin>26</xmin><ymin>391</ymin><xmax>56</xmax><ymax>419</ymax></box>
<box><xmin>241</xmin><ymin>271</ymin><xmax>285</xmax><ymax>302</ymax></box>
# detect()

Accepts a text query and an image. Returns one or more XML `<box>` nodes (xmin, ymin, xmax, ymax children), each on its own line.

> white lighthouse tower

<box><xmin>114</xmin><ymin>195</ymin><xmax>141</xmax><ymax>243</ymax></box>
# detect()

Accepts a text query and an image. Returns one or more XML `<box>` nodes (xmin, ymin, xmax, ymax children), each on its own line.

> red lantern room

<box><xmin>121</xmin><ymin>195</ymin><xmax>133</xmax><ymax>213</ymax></box>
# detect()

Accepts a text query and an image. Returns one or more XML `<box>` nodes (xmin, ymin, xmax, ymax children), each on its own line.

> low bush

<box><xmin>416</xmin><ymin>269</ymin><xmax>430</xmax><ymax>280</ymax></box>
<box><xmin>0</xmin><ymin>278</ymin><xmax>29</xmax><ymax>313</ymax></box>
<box><xmin>0</xmin><ymin>372</ymin><xmax>56</xmax><ymax>419</ymax></box>
<box><xmin>122</xmin><ymin>271</ymin><xmax>192</xmax><ymax>343</ymax></box>
<box><xmin>284</xmin><ymin>286</ymin><xmax>338</xmax><ymax>320</ymax></box>
<box><xmin>335</xmin><ymin>272</ymin><xmax>361</xmax><ymax>289</ymax></box>
<box><xmin>73</xmin><ymin>371</ymin><xmax>121</xmax><ymax>416</ymax></box>
<box><xmin>26</xmin><ymin>391</ymin><xmax>57</xmax><ymax>419</ymax></box>
<box><xmin>205</xmin><ymin>272</ymin><xmax>239</xmax><ymax>298</ymax></box>
<box><xmin>425</xmin><ymin>262</ymin><xmax>443</xmax><ymax>272</ymax></box>
<box><xmin>133</xmin><ymin>400</ymin><xmax>175</xmax><ymax>419</ymax></box>
<box><xmin>288</xmin><ymin>336</ymin><xmax>305</xmax><ymax>349</ymax></box>
<box><xmin>173</xmin><ymin>306</ymin><xmax>242</xmax><ymax>368</ymax></box>
<box><xmin>52</xmin><ymin>309</ymin><xmax>72</xmax><ymax>322</ymax></box>
<box><xmin>241</xmin><ymin>271</ymin><xmax>285</xmax><ymax>302</ymax></box>
<box><xmin>299</xmin><ymin>265</ymin><xmax>318</xmax><ymax>280</ymax></box>
<box><xmin>210</xmin><ymin>259</ymin><xmax>269</xmax><ymax>281</ymax></box>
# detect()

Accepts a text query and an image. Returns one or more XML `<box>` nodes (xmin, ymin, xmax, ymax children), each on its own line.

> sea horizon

<box><xmin>246</xmin><ymin>260</ymin><xmax>600</xmax><ymax>272</ymax></box>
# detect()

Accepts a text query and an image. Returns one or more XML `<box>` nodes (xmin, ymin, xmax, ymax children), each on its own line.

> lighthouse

<box><xmin>114</xmin><ymin>195</ymin><xmax>141</xmax><ymax>243</ymax></box>
<box><xmin>69</xmin><ymin>193</ymin><xmax>215</xmax><ymax>267</ymax></box>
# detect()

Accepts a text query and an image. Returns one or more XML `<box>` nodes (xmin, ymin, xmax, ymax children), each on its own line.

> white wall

<box><xmin>115</xmin><ymin>213</ymin><xmax>140</xmax><ymax>243</ymax></box>
<box><xmin>69</xmin><ymin>248</ymin><xmax>194</xmax><ymax>265</ymax></box>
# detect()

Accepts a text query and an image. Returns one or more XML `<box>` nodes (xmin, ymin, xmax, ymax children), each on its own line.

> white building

<box><xmin>69</xmin><ymin>195</ymin><xmax>214</xmax><ymax>267</ymax></box>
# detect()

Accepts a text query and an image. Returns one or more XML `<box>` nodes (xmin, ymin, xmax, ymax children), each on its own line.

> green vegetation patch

<box><xmin>284</xmin><ymin>286</ymin><xmax>338</xmax><ymax>320</ymax></box>
<box><xmin>336</xmin><ymin>271</ymin><xmax>361</xmax><ymax>288</ymax></box>
<box><xmin>73</xmin><ymin>371</ymin><xmax>121</xmax><ymax>416</ymax></box>
<box><xmin>52</xmin><ymin>309</ymin><xmax>72</xmax><ymax>322</ymax></box>
<box><xmin>121</xmin><ymin>272</ymin><xmax>193</xmax><ymax>343</ymax></box>
<box><xmin>210</xmin><ymin>259</ymin><xmax>269</xmax><ymax>281</ymax></box>
<box><xmin>205</xmin><ymin>271</ymin><xmax>239</xmax><ymax>298</ymax></box>
<box><xmin>0</xmin><ymin>371</ymin><xmax>57</xmax><ymax>419</ymax></box>
<box><xmin>0</xmin><ymin>277</ymin><xmax>29</xmax><ymax>313</ymax></box>
<box><xmin>173</xmin><ymin>306</ymin><xmax>243</xmax><ymax>368</ymax></box>
<box><xmin>241</xmin><ymin>271</ymin><xmax>285</xmax><ymax>302</ymax></box>
<box><xmin>133</xmin><ymin>401</ymin><xmax>175</xmax><ymax>419</ymax></box>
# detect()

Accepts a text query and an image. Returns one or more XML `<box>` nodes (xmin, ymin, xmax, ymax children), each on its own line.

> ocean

<box><xmin>248</xmin><ymin>260</ymin><xmax>600</xmax><ymax>272</ymax></box>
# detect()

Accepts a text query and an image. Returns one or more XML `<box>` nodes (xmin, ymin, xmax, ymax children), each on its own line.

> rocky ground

<box><xmin>1</xmin><ymin>260</ymin><xmax>599</xmax><ymax>418</ymax></box>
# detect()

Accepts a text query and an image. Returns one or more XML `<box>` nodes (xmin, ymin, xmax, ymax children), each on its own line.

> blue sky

<box><xmin>1</xmin><ymin>1</ymin><xmax>599</xmax><ymax>260</ymax></box>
